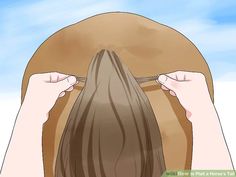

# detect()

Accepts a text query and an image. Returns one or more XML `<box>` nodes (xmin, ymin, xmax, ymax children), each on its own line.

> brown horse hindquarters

<box><xmin>21</xmin><ymin>12</ymin><xmax>214</xmax><ymax>177</ymax></box>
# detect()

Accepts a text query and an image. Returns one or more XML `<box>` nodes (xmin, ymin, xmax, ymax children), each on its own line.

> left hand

<box><xmin>23</xmin><ymin>72</ymin><xmax>78</xmax><ymax>122</ymax></box>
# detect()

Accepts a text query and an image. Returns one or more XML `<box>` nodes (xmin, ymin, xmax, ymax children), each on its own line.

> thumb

<box><xmin>55</xmin><ymin>76</ymin><xmax>77</xmax><ymax>93</ymax></box>
<box><xmin>158</xmin><ymin>74</ymin><xmax>180</xmax><ymax>92</ymax></box>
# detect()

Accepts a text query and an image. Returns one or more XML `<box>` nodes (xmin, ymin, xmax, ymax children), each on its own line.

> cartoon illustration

<box><xmin>0</xmin><ymin>12</ymin><xmax>234</xmax><ymax>177</ymax></box>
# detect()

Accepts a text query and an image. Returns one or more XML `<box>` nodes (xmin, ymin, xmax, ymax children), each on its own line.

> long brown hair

<box><xmin>55</xmin><ymin>50</ymin><xmax>166</xmax><ymax>177</ymax></box>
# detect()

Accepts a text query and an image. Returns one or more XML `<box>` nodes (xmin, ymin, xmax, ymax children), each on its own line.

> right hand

<box><xmin>156</xmin><ymin>71</ymin><xmax>213</xmax><ymax>121</ymax></box>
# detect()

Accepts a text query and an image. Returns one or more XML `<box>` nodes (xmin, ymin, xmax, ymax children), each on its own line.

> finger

<box><xmin>59</xmin><ymin>91</ymin><xmax>66</xmax><ymax>97</ymax></box>
<box><xmin>164</xmin><ymin>72</ymin><xmax>178</xmax><ymax>80</ymax></box>
<box><xmin>165</xmin><ymin>71</ymin><xmax>185</xmax><ymax>81</ymax></box>
<box><xmin>158</xmin><ymin>74</ymin><xmax>180</xmax><ymax>92</ymax></box>
<box><xmin>66</xmin><ymin>86</ymin><xmax>74</xmax><ymax>92</ymax></box>
<box><xmin>166</xmin><ymin>71</ymin><xmax>200</xmax><ymax>81</ymax></box>
<box><xmin>36</xmin><ymin>72</ymin><xmax>69</xmax><ymax>83</ymax></box>
<box><xmin>55</xmin><ymin>76</ymin><xmax>77</xmax><ymax>93</ymax></box>
<box><xmin>50</xmin><ymin>72</ymin><xmax>70</xmax><ymax>82</ymax></box>
<box><xmin>161</xmin><ymin>85</ymin><xmax>169</xmax><ymax>91</ymax></box>
<box><xmin>169</xmin><ymin>90</ymin><xmax>176</xmax><ymax>96</ymax></box>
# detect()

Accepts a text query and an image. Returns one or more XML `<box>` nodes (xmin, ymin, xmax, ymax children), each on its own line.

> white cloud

<box><xmin>214</xmin><ymin>81</ymin><xmax>236</xmax><ymax>166</ymax></box>
<box><xmin>0</xmin><ymin>92</ymin><xmax>21</xmax><ymax>167</ymax></box>
<box><xmin>216</xmin><ymin>72</ymin><xmax>236</xmax><ymax>81</ymax></box>
<box><xmin>8</xmin><ymin>0</ymin><xmax>123</xmax><ymax>27</ymax></box>
<box><xmin>171</xmin><ymin>19</ymin><xmax>236</xmax><ymax>53</ymax></box>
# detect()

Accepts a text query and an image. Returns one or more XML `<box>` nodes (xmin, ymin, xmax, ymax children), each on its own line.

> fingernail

<box><xmin>158</xmin><ymin>75</ymin><xmax>167</xmax><ymax>84</ymax></box>
<box><xmin>68</xmin><ymin>76</ymin><xmax>77</xmax><ymax>85</ymax></box>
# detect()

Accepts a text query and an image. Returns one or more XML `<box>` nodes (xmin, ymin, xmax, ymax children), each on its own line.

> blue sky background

<box><xmin>0</xmin><ymin>0</ymin><xmax>236</xmax><ymax>92</ymax></box>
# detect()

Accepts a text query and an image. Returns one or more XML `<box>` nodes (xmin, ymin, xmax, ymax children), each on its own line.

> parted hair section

<box><xmin>55</xmin><ymin>50</ymin><xmax>166</xmax><ymax>177</ymax></box>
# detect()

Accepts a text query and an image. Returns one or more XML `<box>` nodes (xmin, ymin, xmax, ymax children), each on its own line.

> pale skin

<box><xmin>0</xmin><ymin>71</ymin><xmax>234</xmax><ymax>177</ymax></box>
<box><xmin>0</xmin><ymin>72</ymin><xmax>78</xmax><ymax>177</ymax></box>
<box><xmin>157</xmin><ymin>71</ymin><xmax>234</xmax><ymax>169</ymax></box>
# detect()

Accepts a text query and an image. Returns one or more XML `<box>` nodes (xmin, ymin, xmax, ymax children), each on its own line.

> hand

<box><xmin>1</xmin><ymin>72</ymin><xmax>78</xmax><ymax>176</ymax></box>
<box><xmin>157</xmin><ymin>71</ymin><xmax>212</xmax><ymax>121</ymax></box>
<box><xmin>23</xmin><ymin>72</ymin><xmax>78</xmax><ymax>122</ymax></box>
